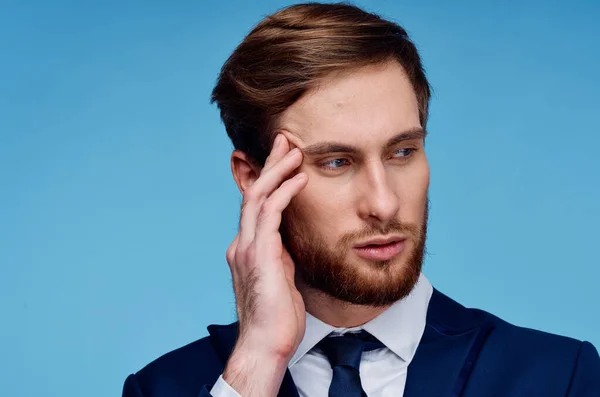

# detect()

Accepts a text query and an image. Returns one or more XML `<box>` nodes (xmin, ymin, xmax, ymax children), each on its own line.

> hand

<box><xmin>223</xmin><ymin>133</ymin><xmax>308</xmax><ymax>397</ymax></box>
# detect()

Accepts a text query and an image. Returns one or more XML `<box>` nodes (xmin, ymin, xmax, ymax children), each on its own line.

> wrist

<box><xmin>223</xmin><ymin>343</ymin><xmax>290</xmax><ymax>397</ymax></box>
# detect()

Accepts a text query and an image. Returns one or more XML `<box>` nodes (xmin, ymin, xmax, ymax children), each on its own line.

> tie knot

<box><xmin>316</xmin><ymin>330</ymin><xmax>385</xmax><ymax>370</ymax></box>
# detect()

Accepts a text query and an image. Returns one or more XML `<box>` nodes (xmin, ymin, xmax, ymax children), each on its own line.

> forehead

<box><xmin>277</xmin><ymin>61</ymin><xmax>420</xmax><ymax>146</ymax></box>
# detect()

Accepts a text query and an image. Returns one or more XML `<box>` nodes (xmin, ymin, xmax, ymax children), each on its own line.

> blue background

<box><xmin>1</xmin><ymin>1</ymin><xmax>598</xmax><ymax>396</ymax></box>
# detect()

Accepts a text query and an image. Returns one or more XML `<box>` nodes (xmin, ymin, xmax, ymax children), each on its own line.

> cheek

<box><xmin>296</xmin><ymin>176</ymin><xmax>347</xmax><ymax>209</ymax></box>
<box><xmin>413</xmin><ymin>160</ymin><xmax>430</xmax><ymax>200</ymax></box>
<box><xmin>292</xmin><ymin>179</ymin><xmax>350</xmax><ymax>232</ymax></box>
<box><xmin>394</xmin><ymin>160</ymin><xmax>430</xmax><ymax>215</ymax></box>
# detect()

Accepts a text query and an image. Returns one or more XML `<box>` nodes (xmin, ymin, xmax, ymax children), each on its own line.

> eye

<box><xmin>318</xmin><ymin>148</ymin><xmax>417</xmax><ymax>171</ymax></box>
<box><xmin>319</xmin><ymin>158</ymin><xmax>350</xmax><ymax>170</ymax></box>
<box><xmin>393</xmin><ymin>148</ymin><xmax>417</xmax><ymax>158</ymax></box>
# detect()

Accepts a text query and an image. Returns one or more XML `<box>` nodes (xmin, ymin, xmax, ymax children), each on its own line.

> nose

<box><xmin>358</xmin><ymin>162</ymin><xmax>400</xmax><ymax>225</ymax></box>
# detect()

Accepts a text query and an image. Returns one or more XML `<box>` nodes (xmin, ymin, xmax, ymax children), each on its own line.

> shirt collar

<box><xmin>289</xmin><ymin>273</ymin><xmax>433</xmax><ymax>367</ymax></box>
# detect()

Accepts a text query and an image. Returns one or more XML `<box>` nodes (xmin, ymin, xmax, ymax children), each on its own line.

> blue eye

<box><xmin>320</xmin><ymin>158</ymin><xmax>349</xmax><ymax>170</ymax></box>
<box><xmin>394</xmin><ymin>148</ymin><xmax>415</xmax><ymax>157</ymax></box>
<box><xmin>319</xmin><ymin>148</ymin><xmax>417</xmax><ymax>171</ymax></box>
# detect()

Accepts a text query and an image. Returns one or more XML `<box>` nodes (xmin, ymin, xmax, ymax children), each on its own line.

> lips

<box><xmin>353</xmin><ymin>239</ymin><xmax>406</xmax><ymax>261</ymax></box>
<box><xmin>354</xmin><ymin>235</ymin><xmax>405</xmax><ymax>248</ymax></box>
<box><xmin>355</xmin><ymin>235</ymin><xmax>406</xmax><ymax>248</ymax></box>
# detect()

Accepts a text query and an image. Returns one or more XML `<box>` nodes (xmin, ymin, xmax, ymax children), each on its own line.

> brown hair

<box><xmin>211</xmin><ymin>2</ymin><xmax>431</xmax><ymax>167</ymax></box>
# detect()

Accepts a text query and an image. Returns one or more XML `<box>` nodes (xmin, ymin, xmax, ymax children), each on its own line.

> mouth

<box><xmin>352</xmin><ymin>238</ymin><xmax>406</xmax><ymax>261</ymax></box>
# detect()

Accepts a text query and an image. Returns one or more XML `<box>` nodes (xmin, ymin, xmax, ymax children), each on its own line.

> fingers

<box><xmin>254</xmin><ymin>172</ymin><xmax>308</xmax><ymax>250</ymax></box>
<box><xmin>262</xmin><ymin>134</ymin><xmax>289</xmax><ymax>173</ymax></box>
<box><xmin>251</xmin><ymin>148</ymin><xmax>303</xmax><ymax>200</ymax></box>
<box><xmin>237</xmin><ymin>136</ymin><xmax>303</xmax><ymax>248</ymax></box>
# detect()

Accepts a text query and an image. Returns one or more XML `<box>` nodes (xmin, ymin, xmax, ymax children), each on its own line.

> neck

<box><xmin>297</xmin><ymin>280</ymin><xmax>391</xmax><ymax>328</ymax></box>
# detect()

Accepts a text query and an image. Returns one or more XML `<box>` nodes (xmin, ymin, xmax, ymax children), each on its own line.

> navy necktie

<box><xmin>316</xmin><ymin>330</ymin><xmax>385</xmax><ymax>397</ymax></box>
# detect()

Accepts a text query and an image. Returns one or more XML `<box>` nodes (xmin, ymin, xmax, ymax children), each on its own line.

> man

<box><xmin>122</xmin><ymin>3</ymin><xmax>600</xmax><ymax>396</ymax></box>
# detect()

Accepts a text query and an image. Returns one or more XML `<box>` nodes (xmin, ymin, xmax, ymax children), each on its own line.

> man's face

<box><xmin>278</xmin><ymin>60</ymin><xmax>430</xmax><ymax>307</ymax></box>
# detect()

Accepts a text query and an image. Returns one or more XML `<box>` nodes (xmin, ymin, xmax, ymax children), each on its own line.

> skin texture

<box><xmin>225</xmin><ymin>60</ymin><xmax>430</xmax><ymax>397</ymax></box>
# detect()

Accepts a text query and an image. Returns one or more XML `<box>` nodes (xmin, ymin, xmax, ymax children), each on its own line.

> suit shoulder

<box><xmin>139</xmin><ymin>335</ymin><xmax>222</xmax><ymax>374</ymax></box>
<box><xmin>472</xmin><ymin>304</ymin><xmax>584</xmax><ymax>351</ymax></box>
<box><xmin>133</xmin><ymin>335</ymin><xmax>224</xmax><ymax>396</ymax></box>
<box><xmin>474</xmin><ymin>307</ymin><xmax>600</xmax><ymax>391</ymax></box>
<box><xmin>430</xmin><ymin>288</ymin><xmax>589</xmax><ymax>355</ymax></box>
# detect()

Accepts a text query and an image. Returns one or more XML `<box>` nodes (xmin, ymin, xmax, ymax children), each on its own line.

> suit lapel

<box><xmin>404</xmin><ymin>289</ymin><xmax>494</xmax><ymax>397</ymax></box>
<box><xmin>207</xmin><ymin>323</ymin><xmax>299</xmax><ymax>397</ymax></box>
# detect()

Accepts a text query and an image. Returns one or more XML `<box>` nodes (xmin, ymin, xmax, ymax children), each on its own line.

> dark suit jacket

<box><xmin>122</xmin><ymin>289</ymin><xmax>600</xmax><ymax>396</ymax></box>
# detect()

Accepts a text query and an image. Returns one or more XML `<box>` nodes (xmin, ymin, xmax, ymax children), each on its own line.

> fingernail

<box><xmin>290</xmin><ymin>148</ymin><xmax>300</xmax><ymax>156</ymax></box>
<box><xmin>274</xmin><ymin>134</ymin><xmax>282</xmax><ymax>147</ymax></box>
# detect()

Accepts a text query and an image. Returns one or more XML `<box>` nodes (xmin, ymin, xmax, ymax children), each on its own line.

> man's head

<box><xmin>212</xmin><ymin>3</ymin><xmax>431</xmax><ymax>307</ymax></box>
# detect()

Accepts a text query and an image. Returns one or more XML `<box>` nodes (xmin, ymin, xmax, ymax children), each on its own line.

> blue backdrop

<box><xmin>1</xmin><ymin>1</ymin><xmax>598</xmax><ymax>396</ymax></box>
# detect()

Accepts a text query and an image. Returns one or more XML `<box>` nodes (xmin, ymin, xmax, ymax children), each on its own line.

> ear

<box><xmin>231</xmin><ymin>150</ymin><xmax>262</xmax><ymax>195</ymax></box>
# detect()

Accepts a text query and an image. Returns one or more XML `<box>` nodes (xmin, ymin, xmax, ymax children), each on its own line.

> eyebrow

<box><xmin>300</xmin><ymin>127</ymin><xmax>427</xmax><ymax>157</ymax></box>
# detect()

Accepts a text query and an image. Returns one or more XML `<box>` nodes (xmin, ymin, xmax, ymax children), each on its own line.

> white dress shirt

<box><xmin>211</xmin><ymin>273</ymin><xmax>433</xmax><ymax>397</ymax></box>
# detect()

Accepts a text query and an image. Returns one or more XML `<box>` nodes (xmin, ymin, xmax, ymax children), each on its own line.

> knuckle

<box><xmin>226</xmin><ymin>247</ymin><xmax>235</xmax><ymax>264</ymax></box>
<box><xmin>226</xmin><ymin>238</ymin><xmax>238</xmax><ymax>264</ymax></box>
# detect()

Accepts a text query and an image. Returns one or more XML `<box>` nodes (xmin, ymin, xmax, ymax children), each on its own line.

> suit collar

<box><xmin>290</xmin><ymin>273</ymin><xmax>433</xmax><ymax>366</ymax></box>
<box><xmin>424</xmin><ymin>288</ymin><xmax>491</xmax><ymax>336</ymax></box>
<box><xmin>362</xmin><ymin>273</ymin><xmax>432</xmax><ymax>363</ymax></box>
<box><xmin>207</xmin><ymin>287</ymin><xmax>495</xmax><ymax>397</ymax></box>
